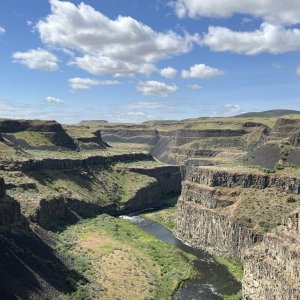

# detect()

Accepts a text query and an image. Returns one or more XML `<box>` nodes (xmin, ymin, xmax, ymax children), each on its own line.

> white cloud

<box><xmin>68</xmin><ymin>77</ymin><xmax>120</xmax><ymax>90</ymax></box>
<box><xmin>46</xmin><ymin>96</ymin><xmax>64</xmax><ymax>104</ymax></box>
<box><xmin>202</xmin><ymin>23</ymin><xmax>300</xmax><ymax>55</ymax></box>
<box><xmin>188</xmin><ymin>84</ymin><xmax>202</xmax><ymax>90</ymax></box>
<box><xmin>12</xmin><ymin>48</ymin><xmax>59</xmax><ymax>71</ymax></box>
<box><xmin>182</xmin><ymin>64</ymin><xmax>223</xmax><ymax>79</ymax></box>
<box><xmin>222</xmin><ymin>104</ymin><xmax>241</xmax><ymax>116</ymax></box>
<box><xmin>172</xmin><ymin>0</ymin><xmax>300</xmax><ymax>25</ymax></box>
<box><xmin>137</xmin><ymin>81</ymin><xmax>178</xmax><ymax>97</ymax></box>
<box><xmin>0</xmin><ymin>26</ymin><xmax>5</xmax><ymax>35</ymax></box>
<box><xmin>296</xmin><ymin>66</ymin><xmax>300</xmax><ymax>76</ymax></box>
<box><xmin>160</xmin><ymin>67</ymin><xmax>177</xmax><ymax>78</ymax></box>
<box><xmin>36</xmin><ymin>0</ymin><xmax>199</xmax><ymax>77</ymax></box>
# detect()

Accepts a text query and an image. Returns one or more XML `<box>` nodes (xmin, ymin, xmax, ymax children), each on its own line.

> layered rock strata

<box><xmin>176</xmin><ymin>166</ymin><xmax>300</xmax><ymax>258</ymax></box>
<box><xmin>243</xmin><ymin>209</ymin><xmax>300</xmax><ymax>299</ymax></box>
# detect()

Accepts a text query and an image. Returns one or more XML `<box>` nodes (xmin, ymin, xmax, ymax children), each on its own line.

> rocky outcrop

<box><xmin>76</xmin><ymin>130</ymin><xmax>109</xmax><ymax>150</ymax></box>
<box><xmin>118</xmin><ymin>180</ymin><xmax>161</xmax><ymax>214</ymax></box>
<box><xmin>101</xmin><ymin>129</ymin><xmax>159</xmax><ymax>145</ymax></box>
<box><xmin>4</xmin><ymin>153</ymin><xmax>153</xmax><ymax>172</ymax></box>
<box><xmin>128</xmin><ymin>165</ymin><xmax>182</xmax><ymax>196</ymax></box>
<box><xmin>0</xmin><ymin>177</ymin><xmax>27</xmax><ymax>227</ymax></box>
<box><xmin>188</xmin><ymin>167</ymin><xmax>300</xmax><ymax>194</ymax></box>
<box><xmin>243</xmin><ymin>209</ymin><xmax>300</xmax><ymax>299</ymax></box>
<box><xmin>0</xmin><ymin>119</ymin><xmax>77</xmax><ymax>150</ymax></box>
<box><xmin>175</xmin><ymin>197</ymin><xmax>261</xmax><ymax>259</ymax></box>
<box><xmin>174</xmin><ymin>129</ymin><xmax>246</xmax><ymax>146</ymax></box>
<box><xmin>175</xmin><ymin>165</ymin><xmax>300</xmax><ymax>259</ymax></box>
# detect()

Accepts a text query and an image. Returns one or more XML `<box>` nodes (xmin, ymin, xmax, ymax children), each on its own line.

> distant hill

<box><xmin>235</xmin><ymin>109</ymin><xmax>300</xmax><ymax>118</ymax></box>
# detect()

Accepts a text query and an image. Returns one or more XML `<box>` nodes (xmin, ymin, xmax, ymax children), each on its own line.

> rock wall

<box><xmin>33</xmin><ymin>170</ymin><xmax>175</xmax><ymax>228</ymax></box>
<box><xmin>188</xmin><ymin>167</ymin><xmax>300</xmax><ymax>194</ymax></box>
<box><xmin>0</xmin><ymin>177</ymin><xmax>27</xmax><ymax>227</ymax></box>
<box><xmin>243</xmin><ymin>209</ymin><xmax>300</xmax><ymax>299</ymax></box>
<box><xmin>4</xmin><ymin>153</ymin><xmax>153</xmax><ymax>172</ymax></box>
<box><xmin>176</xmin><ymin>165</ymin><xmax>300</xmax><ymax>258</ymax></box>
<box><xmin>175</xmin><ymin>197</ymin><xmax>261</xmax><ymax>259</ymax></box>
<box><xmin>101</xmin><ymin>129</ymin><xmax>159</xmax><ymax>145</ymax></box>
<box><xmin>128</xmin><ymin>165</ymin><xmax>182</xmax><ymax>196</ymax></box>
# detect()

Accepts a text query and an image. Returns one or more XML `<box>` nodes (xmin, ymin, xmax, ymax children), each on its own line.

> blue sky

<box><xmin>0</xmin><ymin>0</ymin><xmax>299</xmax><ymax>123</ymax></box>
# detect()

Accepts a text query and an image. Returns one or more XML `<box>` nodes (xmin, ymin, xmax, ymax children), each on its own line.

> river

<box><xmin>120</xmin><ymin>215</ymin><xmax>241</xmax><ymax>300</ymax></box>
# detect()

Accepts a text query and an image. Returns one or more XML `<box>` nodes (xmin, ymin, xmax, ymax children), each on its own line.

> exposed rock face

<box><xmin>33</xmin><ymin>197</ymin><xmax>66</xmax><ymax>228</ymax></box>
<box><xmin>0</xmin><ymin>119</ymin><xmax>77</xmax><ymax>150</ymax></box>
<box><xmin>174</xmin><ymin>129</ymin><xmax>246</xmax><ymax>146</ymax></box>
<box><xmin>188</xmin><ymin>167</ymin><xmax>300</xmax><ymax>194</ymax></box>
<box><xmin>128</xmin><ymin>165</ymin><xmax>182</xmax><ymax>196</ymax></box>
<box><xmin>243</xmin><ymin>209</ymin><xmax>300</xmax><ymax>300</ymax></box>
<box><xmin>176</xmin><ymin>165</ymin><xmax>300</xmax><ymax>259</ymax></box>
<box><xmin>5</xmin><ymin>153</ymin><xmax>153</xmax><ymax>172</ymax></box>
<box><xmin>175</xmin><ymin>192</ymin><xmax>261</xmax><ymax>259</ymax></box>
<box><xmin>76</xmin><ymin>130</ymin><xmax>110</xmax><ymax>150</ymax></box>
<box><xmin>101</xmin><ymin>128</ymin><xmax>159</xmax><ymax>145</ymax></box>
<box><xmin>118</xmin><ymin>180</ymin><xmax>161</xmax><ymax>214</ymax></box>
<box><xmin>0</xmin><ymin>177</ymin><xmax>27</xmax><ymax>227</ymax></box>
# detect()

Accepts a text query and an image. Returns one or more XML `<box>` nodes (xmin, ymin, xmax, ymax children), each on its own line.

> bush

<box><xmin>287</xmin><ymin>196</ymin><xmax>296</xmax><ymax>203</ymax></box>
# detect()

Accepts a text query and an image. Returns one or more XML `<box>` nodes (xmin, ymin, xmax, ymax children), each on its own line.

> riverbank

<box><xmin>142</xmin><ymin>207</ymin><xmax>244</xmax><ymax>299</ymax></box>
<box><xmin>56</xmin><ymin>214</ymin><xmax>197</xmax><ymax>300</ymax></box>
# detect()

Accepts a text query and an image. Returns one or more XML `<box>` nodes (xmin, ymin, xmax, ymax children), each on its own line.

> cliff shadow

<box><xmin>0</xmin><ymin>226</ymin><xmax>87</xmax><ymax>300</ymax></box>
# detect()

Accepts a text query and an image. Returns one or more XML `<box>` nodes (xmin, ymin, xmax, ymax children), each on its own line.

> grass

<box><xmin>215</xmin><ymin>257</ymin><xmax>244</xmax><ymax>282</ymax></box>
<box><xmin>142</xmin><ymin>206</ymin><xmax>177</xmax><ymax>231</ymax></box>
<box><xmin>220</xmin><ymin>187</ymin><xmax>300</xmax><ymax>234</ymax></box>
<box><xmin>56</xmin><ymin>214</ymin><xmax>197</xmax><ymax>300</ymax></box>
<box><xmin>13</xmin><ymin>131</ymin><xmax>53</xmax><ymax>147</ymax></box>
<box><xmin>28</xmin><ymin>165</ymin><xmax>156</xmax><ymax>208</ymax></box>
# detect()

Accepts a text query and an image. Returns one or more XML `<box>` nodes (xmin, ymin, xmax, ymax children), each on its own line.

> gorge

<box><xmin>0</xmin><ymin>111</ymin><xmax>299</xmax><ymax>299</ymax></box>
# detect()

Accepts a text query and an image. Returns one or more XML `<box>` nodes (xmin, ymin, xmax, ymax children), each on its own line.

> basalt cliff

<box><xmin>0</xmin><ymin>114</ymin><xmax>299</xmax><ymax>299</ymax></box>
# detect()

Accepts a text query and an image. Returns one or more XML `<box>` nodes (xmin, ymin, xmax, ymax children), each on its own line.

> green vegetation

<box><xmin>221</xmin><ymin>188</ymin><xmax>300</xmax><ymax>234</ymax></box>
<box><xmin>142</xmin><ymin>205</ymin><xmax>177</xmax><ymax>231</ymax></box>
<box><xmin>56</xmin><ymin>214</ymin><xmax>197</xmax><ymax>300</ymax></box>
<box><xmin>13</xmin><ymin>131</ymin><xmax>53</xmax><ymax>147</ymax></box>
<box><xmin>224</xmin><ymin>290</ymin><xmax>243</xmax><ymax>300</ymax></box>
<box><xmin>215</xmin><ymin>257</ymin><xmax>244</xmax><ymax>282</ymax></box>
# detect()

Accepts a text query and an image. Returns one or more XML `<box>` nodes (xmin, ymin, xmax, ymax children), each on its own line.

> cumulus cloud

<box><xmin>172</xmin><ymin>0</ymin><xmax>300</xmax><ymax>25</ymax></box>
<box><xmin>296</xmin><ymin>66</ymin><xmax>300</xmax><ymax>76</ymax></box>
<box><xmin>202</xmin><ymin>23</ymin><xmax>300</xmax><ymax>55</ymax></box>
<box><xmin>188</xmin><ymin>84</ymin><xmax>202</xmax><ymax>90</ymax></box>
<box><xmin>12</xmin><ymin>48</ymin><xmax>59</xmax><ymax>71</ymax></box>
<box><xmin>160</xmin><ymin>67</ymin><xmax>177</xmax><ymax>78</ymax></box>
<box><xmin>46</xmin><ymin>96</ymin><xmax>64</xmax><ymax>104</ymax></box>
<box><xmin>68</xmin><ymin>77</ymin><xmax>120</xmax><ymax>90</ymax></box>
<box><xmin>36</xmin><ymin>0</ymin><xmax>199</xmax><ymax>77</ymax></box>
<box><xmin>182</xmin><ymin>64</ymin><xmax>223</xmax><ymax>79</ymax></box>
<box><xmin>222</xmin><ymin>104</ymin><xmax>241</xmax><ymax>116</ymax></box>
<box><xmin>0</xmin><ymin>26</ymin><xmax>5</xmax><ymax>35</ymax></box>
<box><xmin>137</xmin><ymin>81</ymin><xmax>178</xmax><ymax>97</ymax></box>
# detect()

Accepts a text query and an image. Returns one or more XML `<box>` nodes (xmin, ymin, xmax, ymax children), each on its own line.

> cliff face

<box><xmin>243</xmin><ymin>209</ymin><xmax>300</xmax><ymax>299</ymax></box>
<box><xmin>0</xmin><ymin>177</ymin><xmax>27</xmax><ymax>227</ymax></box>
<box><xmin>128</xmin><ymin>165</ymin><xmax>182</xmax><ymax>196</ymax></box>
<box><xmin>176</xmin><ymin>166</ymin><xmax>300</xmax><ymax>259</ymax></box>
<box><xmin>188</xmin><ymin>167</ymin><xmax>300</xmax><ymax>194</ymax></box>
<box><xmin>4</xmin><ymin>153</ymin><xmax>153</xmax><ymax>172</ymax></box>
<box><xmin>5</xmin><ymin>154</ymin><xmax>181</xmax><ymax>229</ymax></box>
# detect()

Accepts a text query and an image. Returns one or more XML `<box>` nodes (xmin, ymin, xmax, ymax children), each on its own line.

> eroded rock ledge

<box><xmin>243</xmin><ymin>209</ymin><xmax>300</xmax><ymax>299</ymax></box>
<box><xmin>176</xmin><ymin>166</ymin><xmax>300</xmax><ymax>259</ymax></box>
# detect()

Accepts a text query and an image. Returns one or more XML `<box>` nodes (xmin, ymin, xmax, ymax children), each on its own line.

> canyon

<box><xmin>0</xmin><ymin>111</ymin><xmax>299</xmax><ymax>299</ymax></box>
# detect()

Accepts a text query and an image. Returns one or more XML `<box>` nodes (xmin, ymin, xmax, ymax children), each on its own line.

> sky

<box><xmin>0</xmin><ymin>0</ymin><xmax>300</xmax><ymax>123</ymax></box>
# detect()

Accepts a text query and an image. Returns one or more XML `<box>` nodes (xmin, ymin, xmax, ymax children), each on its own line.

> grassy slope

<box><xmin>56</xmin><ymin>214</ymin><xmax>197</xmax><ymax>300</ymax></box>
